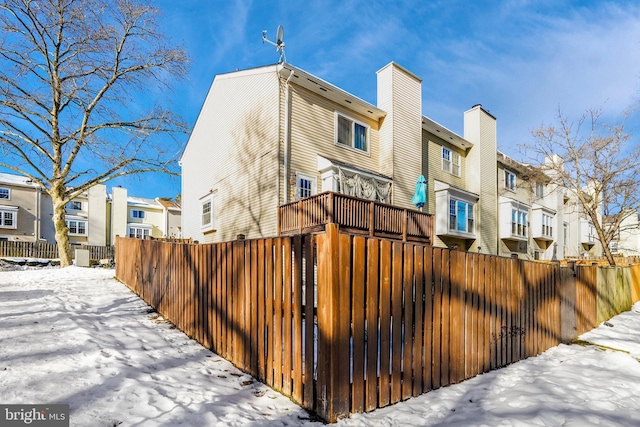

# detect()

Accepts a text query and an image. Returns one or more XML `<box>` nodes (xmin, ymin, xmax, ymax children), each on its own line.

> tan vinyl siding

<box><xmin>377</xmin><ymin>63</ymin><xmax>423</xmax><ymax>209</ymax></box>
<box><xmin>464</xmin><ymin>106</ymin><xmax>498</xmax><ymax>255</ymax></box>
<box><xmin>424</xmin><ymin>133</ymin><xmax>467</xmax><ymax>248</ymax></box>
<box><xmin>182</xmin><ymin>67</ymin><xmax>280</xmax><ymax>243</ymax></box>
<box><xmin>285</xmin><ymin>84</ymin><xmax>381</xmax><ymax>201</ymax></box>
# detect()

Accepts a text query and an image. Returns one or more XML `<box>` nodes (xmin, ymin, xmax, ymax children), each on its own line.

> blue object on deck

<box><xmin>411</xmin><ymin>175</ymin><xmax>427</xmax><ymax>209</ymax></box>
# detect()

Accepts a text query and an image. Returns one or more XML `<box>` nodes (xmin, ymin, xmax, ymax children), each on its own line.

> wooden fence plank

<box><xmin>265</xmin><ymin>238</ymin><xmax>274</xmax><ymax>387</ymax></box>
<box><xmin>390</xmin><ymin>241</ymin><xmax>403</xmax><ymax>404</ymax></box>
<box><xmin>283</xmin><ymin>237</ymin><xmax>293</xmax><ymax>395</ymax></box>
<box><xmin>303</xmin><ymin>235</ymin><xmax>315</xmax><ymax>410</ymax></box>
<box><xmin>273</xmin><ymin>238</ymin><xmax>283</xmax><ymax>392</ymax></box>
<box><xmin>292</xmin><ymin>236</ymin><xmax>304</xmax><ymax>404</ymax></box>
<box><xmin>378</xmin><ymin>239</ymin><xmax>392</xmax><ymax>407</ymax></box>
<box><xmin>365</xmin><ymin>239</ymin><xmax>380</xmax><ymax>412</ymax></box>
<box><xmin>431</xmin><ymin>248</ymin><xmax>442</xmax><ymax>390</ymax></box>
<box><xmin>401</xmin><ymin>243</ymin><xmax>414</xmax><ymax>401</ymax></box>
<box><xmin>351</xmin><ymin>235</ymin><xmax>366</xmax><ymax>413</ymax></box>
<box><xmin>412</xmin><ymin>246</ymin><xmax>424</xmax><ymax>396</ymax></box>
<box><xmin>422</xmin><ymin>246</ymin><xmax>433</xmax><ymax>392</ymax></box>
<box><xmin>440</xmin><ymin>249</ymin><xmax>450</xmax><ymax>387</ymax></box>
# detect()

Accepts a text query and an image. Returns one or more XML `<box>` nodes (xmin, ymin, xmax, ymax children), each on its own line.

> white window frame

<box><xmin>541</xmin><ymin>213</ymin><xmax>553</xmax><ymax>238</ymax></box>
<box><xmin>448</xmin><ymin>197</ymin><xmax>475</xmax><ymax>234</ymax></box>
<box><xmin>511</xmin><ymin>208</ymin><xmax>528</xmax><ymax>238</ymax></box>
<box><xmin>66</xmin><ymin>219</ymin><xmax>87</xmax><ymax>236</ymax></box>
<box><xmin>535</xmin><ymin>182</ymin><xmax>544</xmax><ymax>198</ymax></box>
<box><xmin>200</xmin><ymin>193</ymin><xmax>216</xmax><ymax>232</ymax></box>
<box><xmin>442</xmin><ymin>147</ymin><xmax>461</xmax><ymax>176</ymax></box>
<box><xmin>0</xmin><ymin>187</ymin><xmax>10</xmax><ymax>200</ymax></box>
<box><xmin>295</xmin><ymin>172</ymin><xmax>317</xmax><ymax>200</ymax></box>
<box><xmin>335</xmin><ymin>112</ymin><xmax>370</xmax><ymax>153</ymax></box>
<box><xmin>66</xmin><ymin>200</ymin><xmax>82</xmax><ymax>210</ymax></box>
<box><xmin>504</xmin><ymin>169</ymin><xmax>516</xmax><ymax>191</ymax></box>
<box><xmin>131</xmin><ymin>209</ymin><xmax>145</xmax><ymax>219</ymax></box>
<box><xmin>0</xmin><ymin>208</ymin><xmax>17</xmax><ymax>229</ymax></box>
<box><xmin>128</xmin><ymin>226</ymin><xmax>151</xmax><ymax>239</ymax></box>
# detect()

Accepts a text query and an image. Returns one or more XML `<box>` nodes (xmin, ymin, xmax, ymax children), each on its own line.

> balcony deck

<box><xmin>278</xmin><ymin>191</ymin><xmax>433</xmax><ymax>244</ymax></box>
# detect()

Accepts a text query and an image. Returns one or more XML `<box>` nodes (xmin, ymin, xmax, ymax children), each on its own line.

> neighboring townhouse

<box><xmin>180</xmin><ymin>61</ymin><xmax>602</xmax><ymax>260</ymax></box>
<box><xmin>0</xmin><ymin>171</ymin><xmax>181</xmax><ymax>245</ymax></box>
<box><xmin>0</xmin><ymin>172</ymin><xmax>52</xmax><ymax>242</ymax></box>
<box><xmin>607</xmin><ymin>210</ymin><xmax>640</xmax><ymax>256</ymax></box>
<box><xmin>125</xmin><ymin>196</ymin><xmax>182</xmax><ymax>240</ymax></box>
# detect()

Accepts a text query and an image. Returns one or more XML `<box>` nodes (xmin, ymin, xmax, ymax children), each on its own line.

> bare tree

<box><xmin>0</xmin><ymin>0</ymin><xmax>188</xmax><ymax>266</ymax></box>
<box><xmin>525</xmin><ymin>108</ymin><xmax>640</xmax><ymax>266</ymax></box>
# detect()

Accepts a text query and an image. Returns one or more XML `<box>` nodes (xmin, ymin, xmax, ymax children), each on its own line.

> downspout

<box><xmin>281</xmin><ymin>65</ymin><xmax>294</xmax><ymax>204</ymax></box>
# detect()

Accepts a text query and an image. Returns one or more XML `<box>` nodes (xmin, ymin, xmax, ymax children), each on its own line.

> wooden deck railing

<box><xmin>278</xmin><ymin>191</ymin><xmax>433</xmax><ymax>244</ymax></box>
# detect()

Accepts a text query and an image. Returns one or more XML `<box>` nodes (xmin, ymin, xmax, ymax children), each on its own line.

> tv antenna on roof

<box><xmin>262</xmin><ymin>25</ymin><xmax>286</xmax><ymax>63</ymax></box>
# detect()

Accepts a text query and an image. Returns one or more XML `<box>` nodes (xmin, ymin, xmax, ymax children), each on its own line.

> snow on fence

<box><xmin>115</xmin><ymin>224</ymin><xmax>640</xmax><ymax>423</ymax></box>
<box><xmin>0</xmin><ymin>240</ymin><xmax>114</xmax><ymax>260</ymax></box>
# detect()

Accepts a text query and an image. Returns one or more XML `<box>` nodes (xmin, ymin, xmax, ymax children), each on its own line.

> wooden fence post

<box><xmin>316</xmin><ymin>223</ymin><xmax>350</xmax><ymax>422</ymax></box>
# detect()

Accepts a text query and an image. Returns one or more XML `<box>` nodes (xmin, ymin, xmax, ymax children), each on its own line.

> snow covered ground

<box><xmin>2</xmin><ymin>266</ymin><xmax>640</xmax><ymax>426</ymax></box>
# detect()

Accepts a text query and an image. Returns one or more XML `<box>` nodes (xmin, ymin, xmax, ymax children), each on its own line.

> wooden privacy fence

<box><xmin>0</xmin><ymin>240</ymin><xmax>114</xmax><ymax>260</ymax></box>
<box><xmin>116</xmin><ymin>224</ymin><xmax>604</xmax><ymax>423</ymax></box>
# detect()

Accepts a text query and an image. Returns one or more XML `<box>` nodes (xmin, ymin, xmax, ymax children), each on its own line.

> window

<box><xmin>202</xmin><ymin>200</ymin><xmax>212</xmax><ymax>228</ymax></box>
<box><xmin>449</xmin><ymin>198</ymin><xmax>474</xmax><ymax>233</ymax></box>
<box><xmin>535</xmin><ymin>182</ymin><xmax>544</xmax><ymax>198</ymax></box>
<box><xmin>542</xmin><ymin>214</ymin><xmax>553</xmax><ymax>237</ymax></box>
<box><xmin>131</xmin><ymin>210</ymin><xmax>145</xmax><ymax>219</ymax></box>
<box><xmin>511</xmin><ymin>209</ymin><xmax>528</xmax><ymax>238</ymax></box>
<box><xmin>442</xmin><ymin>147</ymin><xmax>461</xmax><ymax>176</ymax></box>
<box><xmin>66</xmin><ymin>200</ymin><xmax>82</xmax><ymax>210</ymax></box>
<box><xmin>504</xmin><ymin>169</ymin><xmax>516</xmax><ymax>191</ymax></box>
<box><xmin>336</xmin><ymin>113</ymin><xmax>368</xmax><ymax>152</ymax></box>
<box><xmin>128</xmin><ymin>226</ymin><xmax>150</xmax><ymax>239</ymax></box>
<box><xmin>0</xmin><ymin>188</ymin><xmax>10</xmax><ymax>200</ymax></box>
<box><xmin>295</xmin><ymin>172</ymin><xmax>317</xmax><ymax>200</ymax></box>
<box><xmin>0</xmin><ymin>209</ymin><xmax>17</xmax><ymax>229</ymax></box>
<box><xmin>66</xmin><ymin>219</ymin><xmax>87</xmax><ymax>235</ymax></box>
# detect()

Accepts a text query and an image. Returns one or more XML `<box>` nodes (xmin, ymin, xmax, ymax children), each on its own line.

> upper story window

<box><xmin>542</xmin><ymin>213</ymin><xmax>553</xmax><ymax>237</ymax></box>
<box><xmin>449</xmin><ymin>198</ymin><xmax>474</xmax><ymax>233</ymax></box>
<box><xmin>442</xmin><ymin>147</ymin><xmax>461</xmax><ymax>176</ymax></box>
<box><xmin>66</xmin><ymin>219</ymin><xmax>87</xmax><ymax>235</ymax></box>
<box><xmin>0</xmin><ymin>208</ymin><xmax>17</xmax><ymax>229</ymax></box>
<box><xmin>131</xmin><ymin>209</ymin><xmax>145</xmax><ymax>219</ymax></box>
<box><xmin>0</xmin><ymin>188</ymin><xmax>10</xmax><ymax>200</ymax></box>
<box><xmin>504</xmin><ymin>169</ymin><xmax>516</xmax><ymax>191</ymax></box>
<box><xmin>66</xmin><ymin>200</ymin><xmax>82</xmax><ymax>210</ymax></box>
<box><xmin>295</xmin><ymin>172</ymin><xmax>317</xmax><ymax>200</ymax></box>
<box><xmin>535</xmin><ymin>182</ymin><xmax>544</xmax><ymax>198</ymax></box>
<box><xmin>511</xmin><ymin>208</ymin><xmax>528</xmax><ymax>238</ymax></box>
<box><xmin>336</xmin><ymin>112</ymin><xmax>369</xmax><ymax>152</ymax></box>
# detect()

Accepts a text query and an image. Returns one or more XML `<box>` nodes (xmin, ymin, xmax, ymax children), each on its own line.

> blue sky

<box><xmin>82</xmin><ymin>1</ymin><xmax>640</xmax><ymax>198</ymax></box>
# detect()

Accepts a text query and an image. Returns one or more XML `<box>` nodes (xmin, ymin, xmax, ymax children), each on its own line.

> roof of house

<box><xmin>156</xmin><ymin>199</ymin><xmax>181</xmax><ymax>211</ymax></box>
<box><xmin>0</xmin><ymin>172</ymin><xmax>38</xmax><ymax>189</ymax></box>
